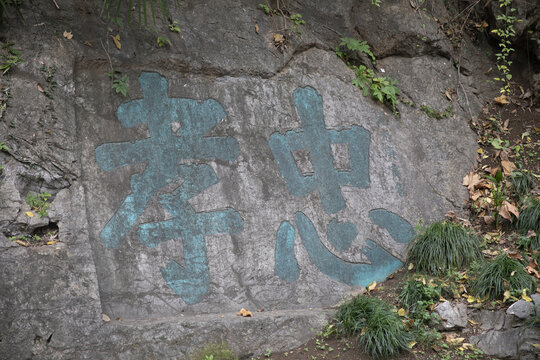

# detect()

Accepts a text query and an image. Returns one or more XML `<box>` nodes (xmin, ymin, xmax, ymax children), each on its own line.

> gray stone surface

<box><xmin>507</xmin><ymin>300</ymin><xmax>535</xmax><ymax>320</ymax></box>
<box><xmin>0</xmin><ymin>0</ymin><xmax>498</xmax><ymax>358</ymax></box>
<box><xmin>435</xmin><ymin>301</ymin><xmax>468</xmax><ymax>330</ymax></box>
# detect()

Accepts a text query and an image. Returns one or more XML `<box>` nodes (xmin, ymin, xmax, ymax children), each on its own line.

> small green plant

<box><xmin>107</xmin><ymin>70</ymin><xmax>129</xmax><ymax>97</ymax></box>
<box><xmin>156</xmin><ymin>35</ymin><xmax>172</xmax><ymax>47</ymax></box>
<box><xmin>485</xmin><ymin>170</ymin><xmax>506</xmax><ymax>227</ymax></box>
<box><xmin>26</xmin><ymin>191</ymin><xmax>52</xmax><ymax>218</ymax></box>
<box><xmin>168</xmin><ymin>20</ymin><xmax>181</xmax><ymax>33</ymax></box>
<box><xmin>407</xmin><ymin>221</ymin><xmax>482</xmax><ymax>275</ymax></box>
<box><xmin>289</xmin><ymin>13</ymin><xmax>305</xmax><ymax>36</ymax></box>
<box><xmin>264</xmin><ymin>348</ymin><xmax>271</xmax><ymax>357</ymax></box>
<box><xmin>1</xmin><ymin>42</ymin><xmax>24</xmax><ymax>75</ymax></box>
<box><xmin>191</xmin><ymin>343</ymin><xmax>237</xmax><ymax>360</ymax></box>
<box><xmin>510</xmin><ymin>171</ymin><xmax>535</xmax><ymax>199</ymax></box>
<box><xmin>471</xmin><ymin>254</ymin><xmax>536</xmax><ymax>300</ymax></box>
<box><xmin>420</xmin><ymin>104</ymin><xmax>452</xmax><ymax>119</ymax></box>
<box><xmin>335</xmin><ymin>295</ymin><xmax>411</xmax><ymax>358</ymax></box>
<box><xmin>517</xmin><ymin>197</ymin><xmax>540</xmax><ymax>234</ymax></box>
<box><xmin>491</xmin><ymin>0</ymin><xmax>517</xmax><ymax>94</ymax></box>
<box><xmin>335</xmin><ymin>37</ymin><xmax>375</xmax><ymax>64</ymax></box>
<box><xmin>0</xmin><ymin>142</ymin><xmax>8</xmax><ymax>152</ymax></box>
<box><xmin>371</xmin><ymin>0</ymin><xmax>382</xmax><ymax>6</ymax></box>
<box><xmin>398</xmin><ymin>278</ymin><xmax>441</xmax><ymax>312</ymax></box>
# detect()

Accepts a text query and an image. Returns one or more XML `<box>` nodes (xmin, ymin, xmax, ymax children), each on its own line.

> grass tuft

<box><xmin>517</xmin><ymin>197</ymin><xmax>540</xmax><ymax>235</ymax></box>
<box><xmin>407</xmin><ymin>221</ymin><xmax>482</xmax><ymax>275</ymax></box>
<box><xmin>510</xmin><ymin>171</ymin><xmax>535</xmax><ymax>199</ymax></box>
<box><xmin>471</xmin><ymin>254</ymin><xmax>536</xmax><ymax>300</ymax></box>
<box><xmin>335</xmin><ymin>295</ymin><xmax>410</xmax><ymax>359</ymax></box>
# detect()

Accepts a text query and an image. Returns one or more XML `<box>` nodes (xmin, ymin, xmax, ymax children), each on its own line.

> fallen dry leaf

<box><xmin>25</xmin><ymin>211</ymin><xmax>34</xmax><ymax>218</ymax></box>
<box><xmin>254</xmin><ymin>23</ymin><xmax>259</xmax><ymax>34</ymax></box>
<box><xmin>84</xmin><ymin>41</ymin><xmax>93</xmax><ymax>47</ymax></box>
<box><xmin>494</xmin><ymin>94</ymin><xmax>509</xmax><ymax>105</ymax></box>
<box><xmin>37</xmin><ymin>84</ymin><xmax>44</xmax><ymax>93</ymax></box>
<box><xmin>63</xmin><ymin>30</ymin><xmax>73</xmax><ymax>39</ymax></box>
<box><xmin>273</xmin><ymin>33</ymin><xmax>285</xmax><ymax>44</ymax></box>
<box><xmin>367</xmin><ymin>281</ymin><xmax>377</xmax><ymax>292</ymax></box>
<box><xmin>500</xmin><ymin>201</ymin><xmax>519</xmax><ymax>221</ymax></box>
<box><xmin>398</xmin><ymin>308</ymin><xmax>406</xmax><ymax>316</ymax></box>
<box><xmin>236</xmin><ymin>308</ymin><xmax>253</xmax><ymax>317</ymax></box>
<box><xmin>501</xmin><ymin>159</ymin><xmax>516</xmax><ymax>176</ymax></box>
<box><xmin>506</xmin><ymin>251</ymin><xmax>523</xmax><ymax>260</ymax></box>
<box><xmin>46</xmin><ymin>240</ymin><xmax>58</xmax><ymax>245</ymax></box>
<box><xmin>463</xmin><ymin>172</ymin><xmax>482</xmax><ymax>191</ymax></box>
<box><xmin>111</xmin><ymin>34</ymin><xmax>121</xmax><ymax>50</ymax></box>
<box><xmin>16</xmin><ymin>240</ymin><xmax>29</xmax><ymax>247</ymax></box>
<box><xmin>102</xmin><ymin>313</ymin><xmax>111</xmax><ymax>322</ymax></box>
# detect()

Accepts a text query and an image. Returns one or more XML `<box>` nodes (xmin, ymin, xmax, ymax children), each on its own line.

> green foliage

<box><xmin>485</xmin><ymin>170</ymin><xmax>506</xmax><ymax>226</ymax></box>
<box><xmin>1</xmin><ymin>42</ymin><xmax>24</xmax><ymax>75</ymax></box>
<box><xmin>335</xmin><ymin>295</ymin><xmax>410</xmax><ymax>359</ymax></box>
<box><xmin>101</xmin><ymin>0</ymin><xmax>179</xmax><ymax>26</ymax></box>
<box><xmin>371</xmin><ymin>0</ymin><xmax>382</xmax><ymax>6</ymax></box>
<box><xmin>407</xmin><ymin>221</ymin><xmax>482</xmax><ymax>275</ymax></box>
<box><xmin>471</xmin><ymin>254</ymin><xmax>536</xmax><ymax>300</ymax></box>
<box><xmin>107</xmin><ymin>70</ymin><xmax>129</xmax><ymax>97</ymax></box>
<box><xmin>336</xmin><ymin>37</ymin><xmax>398</xmax><ymax>113</ymax></box>
<box><xmin>491</xmin><ymin>0</ymin><xmax>517</xmax><ymax>94</ymax></box>
<box><xmin>398</xmin><ymin>278</ymin><xmax>440</xmax><ymax>312</ymax></box>
<box><xmin>26</xmin><ymin>191</ymin><xmax>52</xmax><ymax>218</ymax></box>
<box><xmin>420</xmin><ymin>104</ymin><xmax>452</xmax><ymax>119</ymax></box>
<box><xmin>517</xmin><ymin>197</ymin><xmax>540</xmax><ymax>234</ymax></box>
<box><xmin>510</xmin><ymin>171</ymin><xmax>535</xmax><ymax>199</ymax></box>
<box><xmin>168</xmin><ymin>19</ymin><xmax>180</xmax><ymax>33</ymax></box>
<box><xmin>351</xmin><ymin>65</ymin><xmax>399</xmax><ymax>112</ymax></box>
<box><xmin>516</xmin><ymin>233</ymin><xmax>540</xmax><ymax>251</ymax></box>
<box><xmin>156</xmin><ymin>35</ymin><xmax>172</xmax><ymax>47</ymax></box>
<box><xmin>335</xmin><ymin>37</ymin><xmax>375</xmax><ymax>64</ymax></box>
<box><xmin>289</xmin><ymin>13</ymin><xmax>305</xmax><ymax>36</ymax></box>
<box><xmin>0</xmin><ymin>141</ymin><xmax>8</xmax><ymax>152</ymax></box>
<box><xmin>191</xmin><ymin>343</ymin><xmax>237</xmax><ymax>360</ymax></box>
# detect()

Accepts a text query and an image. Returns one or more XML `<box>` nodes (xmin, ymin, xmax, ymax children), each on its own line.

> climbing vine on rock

<box><xmin>491</xmin><ymin>0</ymin><xmax>517</xmax><ymax>94</ymax></box>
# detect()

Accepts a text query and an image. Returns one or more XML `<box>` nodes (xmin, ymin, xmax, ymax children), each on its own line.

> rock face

<box><xmin>0</xmin><ymin>0</ymin><xmax>494</xmax><ymax>358</ymax></box>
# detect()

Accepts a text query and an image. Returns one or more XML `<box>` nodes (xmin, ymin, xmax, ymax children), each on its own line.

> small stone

<box><xmin>506</xmin><ymin>300</ymin><xmax>535</xmax><ymax>319</ymax></box>
<box><xmin>434</xmin><ymin>301</ymin><xmax>468</xmax><ymax>330</ymax></box>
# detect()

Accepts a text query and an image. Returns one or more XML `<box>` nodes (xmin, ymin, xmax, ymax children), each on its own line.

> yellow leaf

<box><xmin>522</xmin><ymin>289</ymin><xmax>532</xmax><ymax>302</ymax></box>
<box><xmin>25</xmin><ymin>211</ymin><xmax>34</xmax><ymax>217</ymax></box>
<box><xmin>63</xmin><ymin>30</ymin><xmax>73</xmax><ymax>39</ymax></box>
<box><xmin>467</xmin><ymin>295</ymin><xmax>476</xmax><ymax>303</ymax></box>
<box><xmin>532</xmin><ymin>344</ymin><xmax>540</xmax><ymax>348</ymax></box>
<box><xmin>398</xmin><ymin>308</ymin><xmax>406</xmax><ymax>317</ymax></box>
<box><xmin>112</xmin><ymin>34</ymin><xmax>121</xmax><ymax>50</ymax></box>
<box><xmin>477</xmin><ymin>148</ymin><xmax>483</xmax><ymax>154</ymax></box>
<box><xmin>46</xmin><ymin>240</ymin><xmax>58</xmax><ymax>245</ymax></box>
<box><xmin>408</xmin><ymin>341</ymin><xmax>417</xmax><ymax>349</ymax></box>
<box><xmin>236</xmin><ymin>308</ymin><xmax>253</xmax><ymax>317</ymax></box>
<box><xmin>468</xmin><ymin>319</ymin><xmax>479</xmax><ymax>325</ymax></box>
<box><xmin>503</xmin><ymin>290</ymin><xmax>511</xmax><ymax>302</ymax></box>
<box><xmin>367</xmin><ymin>281</ymin><xmax>377</xmax><ymax>291</ymax></box>
<box><xmin>408</xmin><ymin>263</ymin><xmax>414</xmax><ymax>270</ymax></box>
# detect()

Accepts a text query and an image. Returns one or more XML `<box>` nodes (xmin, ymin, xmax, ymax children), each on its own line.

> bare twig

<box><xmin>100</xmin><ymin>38</ymin><xmax>114</xmax><ymax>73</ymax></box>
<box><xmin>51</xmin><ymin>0</ymin><xmax>60</xmax><ymax>10</ymax></box>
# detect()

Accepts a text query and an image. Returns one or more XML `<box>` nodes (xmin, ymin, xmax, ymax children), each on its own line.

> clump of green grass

<box><xmin>470</xmin><ymin>254</ymin><xmax>536</xmax><ymax>300</ymax></box>
<box><xmin>407</xmin><ymin>221</ymin><xmax>482</xmax><ymax>275</ymax></box>
<box><xmin>517</xmin><ymin>197</ymin><xmax>540</xmax><ymax>235</ymax></box>
<box><xmin>517</xmin><ymin>233</ymin><xmax>540</xmax><ymax>251</ymax></box>
<box><xmin>335</xmin><ymin>295</ymin><xmax>410</xmax><ymax>359</ymax></box>
<box><xmin>190</xmin><ymin>343</ymin><xmax>237</xmax><ymax>360</ymax></box>
<box><xmin>510</xmin><ymin>171</ymin><xmax>535</xmax><ymax>199</ymax></box>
